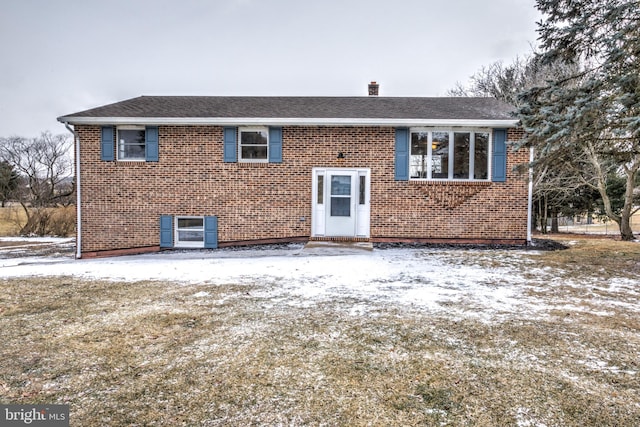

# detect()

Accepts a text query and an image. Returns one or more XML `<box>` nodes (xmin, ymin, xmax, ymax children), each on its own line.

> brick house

<box><xmin>58</xmin><ymin>84</ymin><xmax>530</xmax><ymax>258</ymax></box>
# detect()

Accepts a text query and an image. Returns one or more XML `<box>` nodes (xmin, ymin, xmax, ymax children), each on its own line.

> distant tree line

<box><xmin>450</xmin><ymin>0</ymin><xmax>639</xmax><ymax>240</ymax></box>
<box><xmin>0</xmin><ymin>132</ymin><xmax>75</xmax><ymax>236</ymax></box>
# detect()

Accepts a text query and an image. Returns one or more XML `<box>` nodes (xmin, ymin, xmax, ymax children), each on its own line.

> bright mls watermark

<box><xmin>1</xmin><ymin>405</ymin><xmax>69</xmax><ymax>426</ymax></box>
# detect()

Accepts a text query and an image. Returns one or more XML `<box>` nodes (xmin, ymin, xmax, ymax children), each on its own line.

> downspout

<box><xmin>527</xmin><ymin>146</ymin><xmax>534</xmax><ymax>245</ymax></box>
<box><xmin>64</xmin><ymin>122</ymin><xmax>82</xmax><ymax>259</ymax></box>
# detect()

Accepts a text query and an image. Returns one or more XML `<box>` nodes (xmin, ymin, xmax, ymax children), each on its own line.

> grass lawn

<box><xmin>559</xmin><ymin>211</ymin><xmax>640</xmax><ymax>235</ymax></box>
<box><xmin>0</xmin><ymin>236</ymin><xmax>639</xmax><ymax>426</ymax></box>
<box><xmin>0</xmin><ymin>205</ymin><xmax>75</xmax><ymax>237</ymax></box>
<box><xmin>0</xmin><ymin>205</ymin><xmax>26</xmax><ymax>235</ymax></box>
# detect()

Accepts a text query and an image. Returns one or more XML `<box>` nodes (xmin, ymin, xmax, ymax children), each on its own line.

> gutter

<box><xmin>527</xmin><ymin>146</ymin><xmax>534</xmax><ymax>245</ymax></box>
<box><xmin>64</xmin><ymin>122</ymin><xmax>82</xmax><ymax>259</ymax></box>
<box><xmin>56</xmin><ymin>116</ymin><xmax>520</xmax><ymax>129</ymax></box>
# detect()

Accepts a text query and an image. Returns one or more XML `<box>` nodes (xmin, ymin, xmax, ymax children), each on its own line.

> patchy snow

<box><xmin>0</xmin><ymin>236</ymin><xmax>74</xmax><ymax>244</ymax></box>
<box><xmin>0</xmin><ymin>238</ymin><xmax>636</xmax><ymax>321</ymax></box>
<box><xmin>192</xmin><ymin>291</ymin><xmax>211</xmax><ymax>298</ymax></box>
<box><xmin>578</xmin><ymin>357</ymin><xmax>638</xmax><ymax>376</ymax></box>
<box><xmin>515</xmin><ymin>407</ymin><xmax>548</xmax><ymax>427</ymax></box>
<box><xmin>0</xmin><ymin>237</ymin><xmax>75</xmax><ymax>266</ymax></box>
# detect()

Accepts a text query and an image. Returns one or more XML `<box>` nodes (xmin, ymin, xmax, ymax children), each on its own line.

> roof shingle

<box><xmin>59</xmin><ymin>96</ymin><xmax>515</xmax><ymax>121</ymax></box>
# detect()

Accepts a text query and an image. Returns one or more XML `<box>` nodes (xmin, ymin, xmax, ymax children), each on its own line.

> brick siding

<box><xmin>76</xmin><ymin>125</ymin><xmax>529</xmax><ymax>255</ymax></box>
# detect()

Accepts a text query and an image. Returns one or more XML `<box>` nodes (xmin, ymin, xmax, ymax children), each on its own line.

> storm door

<box><xmin>312</xmin><ymin>168</ymin><xmax>370</xmax><ymax>238</ymax></box>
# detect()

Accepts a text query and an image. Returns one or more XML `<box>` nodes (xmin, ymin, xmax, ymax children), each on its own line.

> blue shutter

<box><xmin>204</xmin><ymin>216</ymin><xmax>218</xmax><ymax>249</ymax></box>
<box><xmin>160</xmin><ymin>215</ymin><xmax>173</xmax><ymax>248</ymax></box>
<box><xmin>145</xmin><ymin>126</ymin><xmax>159</xmax><ymax>162</ymax></box>
<box><xmin>101</xmin><ymin>126</ymin><xmax>114</xmax><ymax>161</ymax></box>
<box><xmin>268</xmin><ymin>126</ymin><xmax>283</xmax><ymax>163</ymax></box>
<box><xmin>492</xmin><ymin>129</ymin><xmax>507</xmax><ymax>182</ymax></box>
<box><xmin>223</xmin><ymin>127</ymin><xmax>237</xmax><ymax>162</ymax></box>
<box><xmin>395</xmin><ymin>128</ymin><xmax>409</xmax><ymax>181</ymax></box>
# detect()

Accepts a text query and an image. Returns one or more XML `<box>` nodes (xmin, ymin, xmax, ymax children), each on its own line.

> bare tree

<box><xmin>0</xmin><ymin>132</ymin><xmax>75</xmax><ymax>235</ymax></box>
<box><xmin>448</xmin><ymin>54</ymin><xmax>579</xmax><ymax>105</ymax></box>
<box><xmin>529</xmin><ymin>145</ymin><xmax>603</xmax><ymax>233</ymax></box>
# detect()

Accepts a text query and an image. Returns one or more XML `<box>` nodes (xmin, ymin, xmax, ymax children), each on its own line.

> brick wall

<box><xmin>76</xmin><ymin>125</ymin><xmax>529</xmax><ymax>254</ymax></box>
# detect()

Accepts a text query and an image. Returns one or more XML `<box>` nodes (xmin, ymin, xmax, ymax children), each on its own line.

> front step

<box><xmin>308</xmin><ymin>236</ymin><xmax>371</xmax><ymax>242</ymax></box>
<box><xmin>303</xmin><ymin>240</ymin><xmax>373</xmax><ymax>254</ymax></box>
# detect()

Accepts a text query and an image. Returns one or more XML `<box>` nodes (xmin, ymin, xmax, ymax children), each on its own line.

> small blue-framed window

<box><xmin>101</xmin><ymin>125</ymin><xmax>159</xmax><ymax>162</ymax></box>
<box><xmin>223</xmin><ymin>126</ymin><xmax>282</xmax><ymax>163</ymax></box>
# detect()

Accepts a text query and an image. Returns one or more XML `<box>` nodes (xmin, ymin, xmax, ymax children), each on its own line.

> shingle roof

<box><xmin>58</xmin><ymin>96</ymin><xmax>517</xmax><ymax>126</ymax></box>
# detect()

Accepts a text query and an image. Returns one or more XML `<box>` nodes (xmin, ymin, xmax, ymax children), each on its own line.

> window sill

<box><xmin>237</xmin><ymin>162</ymin><xmax>272</xmax><ymax>168</ymax></box>
<box><xmin>409</xmin><ymin>180</ymin><xmax>491</xmax><ymax>187</ymax></box>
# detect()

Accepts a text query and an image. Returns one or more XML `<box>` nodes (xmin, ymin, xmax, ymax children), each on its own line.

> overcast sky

<box><xmin>0</xmin><ymin>0</ymin><xmax>540</xmax><ymax>137</ymax></box>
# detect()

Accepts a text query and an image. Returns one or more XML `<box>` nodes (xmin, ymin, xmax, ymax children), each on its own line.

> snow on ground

<box><xmin>0</xmin><ymin>236</ymin><xmax>74</xmax><ymax>243</ymax></box>
<box><xmin>0</xmin><ymin>237</ymin><xmax>75</xmax><ymax>266</ymax></box>
<box><xmin>0</xmin><ymin>238</ymin><xmax>635</xmax><ymax>321</ymax></box>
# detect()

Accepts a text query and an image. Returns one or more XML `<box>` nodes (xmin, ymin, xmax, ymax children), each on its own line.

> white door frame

<box><xmin>312</xmin><ymin>167</ymin><xmax>370</xmax><ymax>238</ymax></box>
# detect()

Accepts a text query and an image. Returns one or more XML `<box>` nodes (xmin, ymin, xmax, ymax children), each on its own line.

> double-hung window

<box><xmin>101</xmin><ymin>125</ymin><xmax>158</xmax><ymax>162</ymax></box>
<box><xmin>117</xmin><ymin>126</ymin><xmax>146</xmax><ymax>161</ymax></box>
<box><xmin>224</xmin><ymin>126</ymin><xmax>281</xmax><ymax>163</ymax></box>
<box><xmin>239</xmin><ymin>127</ymin><xmax>268</xmax><ymax>162</ymax></box>
<box><xmin>410</xmin><ymin>129</ymin><xmax>490</xmax><ymax>181</ymax></box>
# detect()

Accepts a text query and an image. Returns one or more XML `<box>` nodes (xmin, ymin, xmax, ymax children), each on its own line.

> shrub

<box><xmin>48</xmin><ymin>206</ymin><xmax>76</xmax><ymax>237</ymax></box>
<box><xmin>19</xmin><ymin>206</ymin><xmax>76</xmax><ymax>237</ymax></box>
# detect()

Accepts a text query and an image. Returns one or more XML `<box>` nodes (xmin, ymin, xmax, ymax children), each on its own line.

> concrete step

<box><xmin>302</xmin><ymin>240</ymin><xmax>373</xmax><ymax>255</ymax></box>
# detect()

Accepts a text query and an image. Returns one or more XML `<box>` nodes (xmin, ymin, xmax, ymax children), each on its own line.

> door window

<box><xmin>330</xmin><ymin>175</ymin><xmax>351</xmax><ymax>217</ymax></box>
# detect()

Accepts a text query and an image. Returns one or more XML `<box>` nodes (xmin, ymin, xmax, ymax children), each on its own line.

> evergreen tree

<box><xmin>0</xmin><ymin>161</ymin><xmax>19</xmax><ymax>207</ymax></box>
<box><xmin>519</xmin><ymin>0</ymin><xmax>640</xmax><ymax>240</ymax></box>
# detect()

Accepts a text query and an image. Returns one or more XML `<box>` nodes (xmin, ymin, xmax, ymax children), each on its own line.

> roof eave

<box><xmin>57</xmin><ymin>116</ymin><xmax>519</xmax><ymax>128</ymax></box>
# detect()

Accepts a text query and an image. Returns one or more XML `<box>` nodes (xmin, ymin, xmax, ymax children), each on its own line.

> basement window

<box><xmin>175</xmin><ymin>217</ymin><xmax>204</xmax><ymax>248</ymax></box>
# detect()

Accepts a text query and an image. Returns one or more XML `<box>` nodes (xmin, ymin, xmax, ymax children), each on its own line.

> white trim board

<box><xmin>59</xmin><ymin>116</ymin><xmax>519</xmax><ymax>128</ymax></box>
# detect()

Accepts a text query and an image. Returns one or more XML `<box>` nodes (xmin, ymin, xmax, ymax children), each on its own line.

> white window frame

<box><xmin>174</xmin><ymin>216</ymin><xmax>205</xmax><ymax>248</ymax></box>
<box><xmin>409</xmin><ymin>128</ymin><xmax>492</xmax><ymax>181</ymax></box>
<box><xmin>238</xmin><ymin>126</ymin><xmax>269</xmax><ymax>163</ymax></box>
<box><xmin>116</xmin><ymin>125</ymin><xmax>146</xmax><ymax>162</ymax></box>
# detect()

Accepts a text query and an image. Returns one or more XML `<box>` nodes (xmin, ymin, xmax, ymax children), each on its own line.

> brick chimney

<box><xmin>368</xmin><ymin>81</ymin><xmax>379</xmax><ymax>96</ymax></box>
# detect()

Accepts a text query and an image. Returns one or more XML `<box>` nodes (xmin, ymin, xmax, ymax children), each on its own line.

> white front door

<box><xmin>312</xmin><ymin>168</ymin><xmax>370</xmax><ymax>238</ymax></box>
<box><xmin>325</xmin><ymin>172</ymin><xmax>357</xmax><ymax>236</ymax></box>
